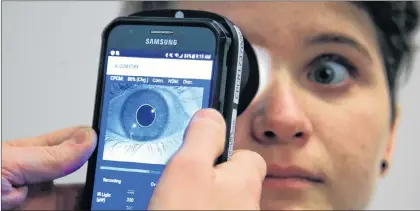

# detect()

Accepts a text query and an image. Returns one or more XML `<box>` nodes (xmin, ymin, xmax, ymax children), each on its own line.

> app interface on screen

<box><xmin>91</xmin><ymin>49</ymin><xmax>214</xmax><ymax>210</ymax></box>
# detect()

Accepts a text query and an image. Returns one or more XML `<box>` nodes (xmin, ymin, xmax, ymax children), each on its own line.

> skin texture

<box><xmin>176</xmin><ymin>2</ymin><xmax>399</xmax><ymax>210</ymax></box>
<box><xmin>2</xmin><ymin>127</ymin><xmax>97</xmax><ymax>210</ymax></box>
<box><xmin>148</xmin><ymin>109</ymin><xmax>266</xmax><ymax>210</ymax></box>
<box><xmin>7</xmin><ymin>111</ymin><xmax>267</xmax><ymax>211</ymax></box>
<box><xmin>4</xmin><ymin>2</ymin><xmax>400</xmax><ymax>210</ymax></box>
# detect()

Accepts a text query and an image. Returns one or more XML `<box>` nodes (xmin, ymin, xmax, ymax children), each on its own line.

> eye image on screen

<box><xmin>103</xmin><ymin>83</ymin><xmax>204</xmax><ymax>165</ymax></box>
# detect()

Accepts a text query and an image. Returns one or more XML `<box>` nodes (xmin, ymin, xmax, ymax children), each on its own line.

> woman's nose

<box><xmin>251</xmin><ymin>76</ymin><xmax>313</xmax><ymax>145</ymax></box>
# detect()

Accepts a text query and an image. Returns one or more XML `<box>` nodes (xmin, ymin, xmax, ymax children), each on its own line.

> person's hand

<box><xmin>1</xmin><ymin>127</ymin><xmax>97</xmax><ymax>210</ymax></box>
<box><xmin>148</xmin><ymin>109</ymin><xmax>267</xmax><ymax>210</ymax></box>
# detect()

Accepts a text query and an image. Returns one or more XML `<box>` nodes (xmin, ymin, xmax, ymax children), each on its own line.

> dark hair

<box><xmin>128</xmin><ymin>1</ymin><xmax>419</xmax><ymax>122</ymax></box>
<box><xmin>355</xmin><ymin>2</ymin><xmax>419</xmax><ymax>122</ymax></box>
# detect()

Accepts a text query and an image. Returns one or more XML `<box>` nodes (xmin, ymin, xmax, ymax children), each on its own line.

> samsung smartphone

<box><xmin>78</xmin><ymin>13</ymin><xmax>244</xmax><ymax>210</ymax></box>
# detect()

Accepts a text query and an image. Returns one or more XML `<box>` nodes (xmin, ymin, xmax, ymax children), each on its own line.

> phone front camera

<box><xmin>175</xmin><ymin>11</ymin><xmax>184</xmax><ymax>18</ymax></box>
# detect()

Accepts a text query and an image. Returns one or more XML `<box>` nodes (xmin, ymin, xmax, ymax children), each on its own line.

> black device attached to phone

<box><xmin>78</xmin><ymin>9</ymin><xmax>259</xmax><ymax>210</ymax></box>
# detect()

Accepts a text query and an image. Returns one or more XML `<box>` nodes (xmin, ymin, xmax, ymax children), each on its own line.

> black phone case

<box><xmin>77</xmin><ymin>10</ymin><xmax>244</xmax><ymax>210</ymax></box>
<box><xmin>136</xmin><ymin>10</ymin><xmax>260</xmax><ymax>117</ymax></box>
<box><xmin>133</xmin><ymin>9</ymin><xmax>245</xmax><ymax>164</ymax></box>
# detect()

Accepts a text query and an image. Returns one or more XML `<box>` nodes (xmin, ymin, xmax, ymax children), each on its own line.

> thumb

<box><xmin>2</xmin><ymin>127</ymin><xmax>97</xmax><ymax>186</ymax></box>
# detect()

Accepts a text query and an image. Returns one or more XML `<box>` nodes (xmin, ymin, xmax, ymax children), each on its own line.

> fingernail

<box><xmin>192</xmin><ymin>109</ymin><xmax>223</xmax><ymax>124</ymax></box>
<box><xmin>72</xmin><ymin>127</ymin><xmax>91</xmax><ymax>144</ymax></box>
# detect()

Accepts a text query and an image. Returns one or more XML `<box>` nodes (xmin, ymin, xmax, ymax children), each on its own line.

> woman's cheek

<box><xmin>313</xmin><ymin>96</ymin><xmax>389</xmax><ymax>209</ymax></box>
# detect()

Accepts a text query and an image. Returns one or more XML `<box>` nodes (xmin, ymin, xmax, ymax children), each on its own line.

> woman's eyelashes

<box><xmin>102</xmin><ymin>83</ymin><xmax>203</xmax><ymax>165</ymax></box>
<box><xmin>306</xmin><ymin>54</ymin><xmax>359</xmax><ymax>88</ymax></box>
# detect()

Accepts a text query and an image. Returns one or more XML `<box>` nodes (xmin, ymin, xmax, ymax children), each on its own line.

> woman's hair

<box><xmin>121</xmin><ymin>1</ymin><xmax>419</xmax><ymax>121</ymax></box>
<box><xmin>356</xmin><ymin>2</ymin><xmax>419</xmax><ymax>122</ymax></box>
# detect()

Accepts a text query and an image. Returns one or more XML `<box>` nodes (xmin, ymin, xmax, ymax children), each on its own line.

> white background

<box><xmin>2</xmin><ymin>2</ymin><xmax>420</xmax><ymax>210</ymax></box>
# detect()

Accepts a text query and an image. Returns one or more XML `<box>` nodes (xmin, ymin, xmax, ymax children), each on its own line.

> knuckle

<box><xmin>2</xmin><ymin>150</ymin><xmax>26</xmax><ymax>184</ymax></box>
<box><xmin>2</xmin><ymin>164</ymin><xmax>20</xmax><ymax>184</ymax></box>
<box><xmin>41</xmin><ymin>147</ymin><xmax>66</xmax><ymax>171</ymax></box>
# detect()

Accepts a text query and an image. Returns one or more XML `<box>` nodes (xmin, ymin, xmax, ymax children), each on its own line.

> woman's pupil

<box><xmin>316</xmin><ymin>66</ymin><xmax>334</xmax><ymax>83</ymax></box>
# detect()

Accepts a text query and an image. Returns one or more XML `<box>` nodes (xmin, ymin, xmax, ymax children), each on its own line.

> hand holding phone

<box><xmin>79</xmin><ymin>9</ymin><xmax>261</xmax><ymax>210</ymax></box>
<box><xmin>148</xmin><ymin>109</ymin><xmax>266</xmax><ymax>210</ymax></box>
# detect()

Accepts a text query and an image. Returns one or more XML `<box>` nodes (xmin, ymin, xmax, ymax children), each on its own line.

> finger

<box><xmin>215</xmin><ymin>150</ymin><xmax>266</xmax><ymax>200</ymax></box>
<box><xmin>1</xmin><ymin>177</ymin><xmax>28</xmax><ymax>210</ymax></box>
<box><xmin>157</xmin><ymin>109</ymin><xmax>226</xmax><ymax>189</ymax></box>
<box><xmin>14</xmin><ymin>183</ymin><xmax>83</xmax><ymax>210</ymax></box>
<box><xmin>216</xmin><ymin>150</ymin><xmax>267</xmax><ymax>183</ymax></box>
<box><xmin>173</xmin><ymin>108</ymin><xmax>227</xmax><ymax>168</ymax></box>
<box><xmin>2</xmin><ymin>127</ymin><xmax>97</xmax><ymax>185</ymax></box>
<box><xmin>1</xmin><ymin>187</ymin><xmax>28</xmax><ymax>210</ymax></box>
<box><xmin>5</xmin><ymin>127</ymin><xmax>86</xmax><ymax>147</ymax></box>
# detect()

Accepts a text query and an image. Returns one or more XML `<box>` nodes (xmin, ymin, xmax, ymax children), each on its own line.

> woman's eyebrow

<box><xmin>304</xmin><ymin>32</ymin><xmax>372</xmax><ymax>63</ymax></box>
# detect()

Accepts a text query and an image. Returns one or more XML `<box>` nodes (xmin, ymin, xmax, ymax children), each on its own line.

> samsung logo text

<box><xmin>145</xmin><ymin>38</ymin><xmax>178</xmax><ymax>46</ymax></box>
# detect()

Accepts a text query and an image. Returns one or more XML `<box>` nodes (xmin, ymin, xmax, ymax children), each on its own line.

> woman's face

<box><xmin>178</xmin><ymin>2</ymin><xmax>398</xmax><ymax>210</ymax></box>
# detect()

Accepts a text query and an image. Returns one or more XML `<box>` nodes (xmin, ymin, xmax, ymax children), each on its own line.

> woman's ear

<box><xmin>381</xmin><ymin>104</ymin><xmax>401</xmax><ymax>177</ymax></box>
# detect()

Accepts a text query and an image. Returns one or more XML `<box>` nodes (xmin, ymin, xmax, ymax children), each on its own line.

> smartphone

<box><xmin>78</xmin><ymin>12</ymin><xmax>244</xmax><ymax>210</ymax></box>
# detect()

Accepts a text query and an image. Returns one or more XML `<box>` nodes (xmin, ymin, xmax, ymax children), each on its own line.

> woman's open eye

<box><xmin>103</xmin><ymin>83</ymin><xmax>203</xmax><ymax>165</ymax></box>
<box><xmin>307</xmin><ymin>54</ymin><xmax>358</xmax><ymax>86</ymax></box>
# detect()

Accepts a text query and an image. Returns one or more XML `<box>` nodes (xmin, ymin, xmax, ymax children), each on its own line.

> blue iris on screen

<box><xmin>121</xmin><ymin>89</ymin><xmax>169</xmax><ymax>141</ymax></box>
<box><xmin>103</xmin><ymin>83</ymin><xmax>204</xmax><ymax>165</ymax></box>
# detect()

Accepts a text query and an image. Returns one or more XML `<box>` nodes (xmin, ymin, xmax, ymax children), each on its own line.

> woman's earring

<box><xmin>381</xmin><ymin>160</ymin><xmax>389</xmax><ymax>172</ymax></box>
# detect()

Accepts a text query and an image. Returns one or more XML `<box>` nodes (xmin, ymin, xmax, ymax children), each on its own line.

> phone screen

<box><xmin>91</xmin><ymin>24</ymin><xmax>217</xmax><ymax>210</ymax></box>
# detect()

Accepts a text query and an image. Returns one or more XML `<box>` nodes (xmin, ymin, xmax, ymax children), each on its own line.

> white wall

<box><xmin>2</xmin><ymin>1</ymin><xmax>122</xmax><ymax>187</ymax></box>
<box><xmin>2</xmin><ymin>2</ymin><xmax>420</xmax><ymax>210</ymax></box>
